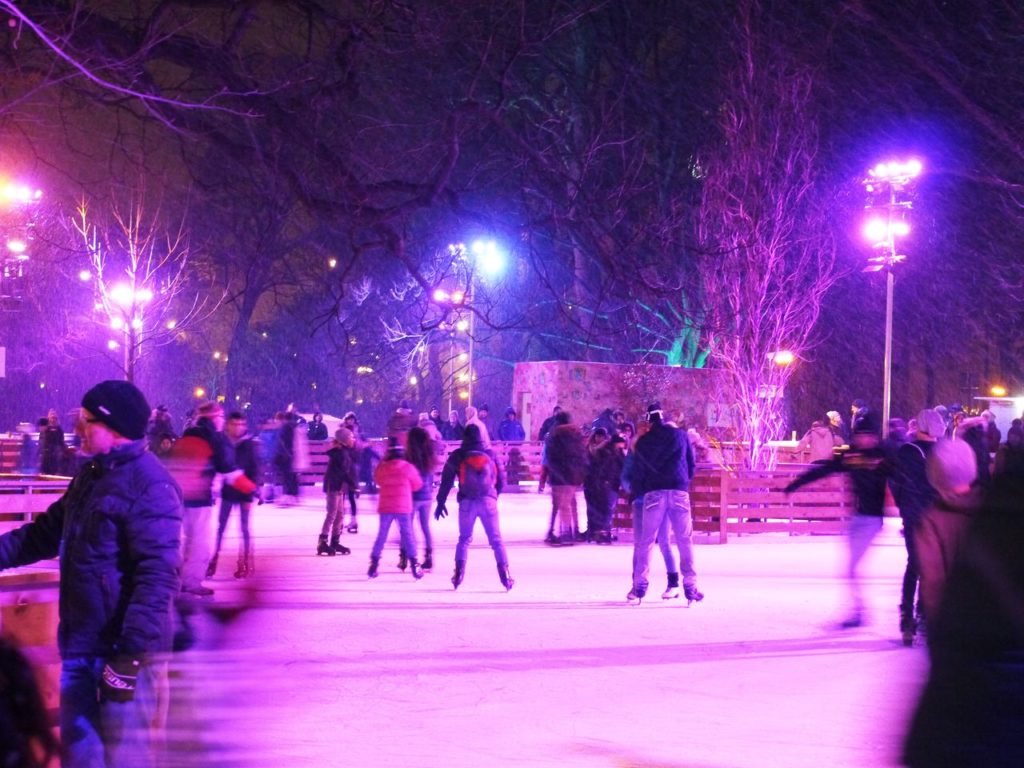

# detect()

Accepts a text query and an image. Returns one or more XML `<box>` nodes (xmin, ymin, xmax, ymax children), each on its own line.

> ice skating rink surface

<box><xmin>166</xmin><ymin>490</ymin><xmax>927</xmax><ymax>767</ymax></box>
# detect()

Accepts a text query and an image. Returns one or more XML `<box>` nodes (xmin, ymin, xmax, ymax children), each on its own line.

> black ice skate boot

<box><xmin>398</xmin><ymin>550</ymin><xmax>408</xmax><ymax>571</ymax></box>
<box><xmin>368</xmin><ymin>557</ymin><xmax>380</xmax><ymax>578</ymax></box>
<box><xmin>626</xmin><ymin>586</ymin><xmax>646</xmax><ymax>605</ymax></box>
<box><xmin>347</xmin><ymin>515</ymin><xmax>358</xmax><ymax>534</ymax></box>
<box><xmin>316</xmin><ymin>535</ymin><xmax>331</xmax><ymax>556</ymax></box>
<box><xmin>899</xmin><ymin>604</ymin><xmax>916</xmax><ymax>647</ymax></box>
<box><xmin>206</xmin><ymin>554</ymin><xmax>219</xmax><ymax>578</ymax></box>
<box><xmin>662</xmin><ymin>573</ymin><xmax>680</xmax><ymax>600</ymax></box>
<box><xmin>410</xmin><ymin>559</ymin><xmax>424</xmax><ymax>580</ymax></box>
<box><xmin>452</xmin><ymin>560</ymin><xmax>466</xmax><ymax>590</ymax></box>
<box><xmin>683</xmin><ymin>584</ymin><xmax>704</xmax><ymax>606</ymax></box>
<box><xmin>330</xmin><ymin>534</ymin><xmax>351</xmax><ymax>556</ymax></box>
<box><xmin>497</xmin><ymin>563</ymin><xmax>515</xmax><ymax>592</ymax></box>
<box><xmin>422</xmin><ymin>549</ymin><xmax>433</xmax><ymax>571</ymax></box>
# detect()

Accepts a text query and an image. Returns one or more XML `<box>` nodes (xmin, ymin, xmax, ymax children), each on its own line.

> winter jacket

<box><xmin>222</xmin><ymin>435</ymin><xmax>263</xmax><ymax>502</ymax></box>
<box><xmin>167</xmin><ymin>417</ymin><xmax>256</xmax><ymax>507</ymax></box>
<box><xmin>785</xmin><ymin>443</ymin><xmax>893</xmax><ymax>517</ymax></box>
<box><xmin>797</xmin><ymin>425</ymin><xmax>842</xmax><ymax>463</ymax></box>
<box><xmin>39</xmin><ymin>424</ymin><xmax>66</xmax><ymax>475</ymax></box>
<box><xmin>497</xmin><ymin>418</ymin><xmax>526</xmax><ymax>442</ymax></box>
<box><xmin>629</xmin><ymin>423</ymin><xmax>696</xmax><ymax>496</ymax></box>
<box><xmin>373</xmin><ymin>458</ymin><xmax>423</xmax><ymax>513</ymax></box>
<box><xmin>436</xmin><ymin>437</ymin><xmax>506</xmax><ymax>503</ymax></box>
<box><xmin>890</xmin><ymin>439</ymin><xmax>937</xmax><ymax>525</ymax></box>
<box><xmin>307</xmin><ymin>420</ymin><xmax>329</xmax><ymax>441</ymax></box>
<box><xmin>544</xmin><ymin>424</ymin><xmax>587</xmax><ymax>486</ymax></box>
<box><xmin>0</xmin><ymin>440</ymin><xmax>183</xmax><ymax>658</ymax></box>
<box><xmin>323</xmin><ymin>445</ymin><xmax>358</xmax><ymax>493</ymax></box>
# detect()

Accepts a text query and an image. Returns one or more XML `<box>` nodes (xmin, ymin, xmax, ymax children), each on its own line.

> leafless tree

<box><xmin>697</xmin><ymin>0</ymin><xmax>840</xmax><ymax>468</ymax></box>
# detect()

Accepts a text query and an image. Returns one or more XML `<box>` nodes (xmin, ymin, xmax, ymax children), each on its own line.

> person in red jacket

<box><xmin>369</xmin><ymin>438</ymin><xmax>423</xmax><ymax>579</ymax></box>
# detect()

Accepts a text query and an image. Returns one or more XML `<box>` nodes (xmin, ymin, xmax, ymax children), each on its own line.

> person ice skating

<box><xmin>208</xmin><ymin>412</ymin><xmax>263</xmax><ymax>578</ymax></box>
<box><xmin>889</xmin><ymin>408</ymin><xmax>943</xmax><ymax>645</ymax></box>
<box><xmin>582</xmin><ymin>428</ymin><xmax>624</xmax><ymax>543</ymax></box>
<box><xmin>625</xmin><ymin>403</ymin><xmax>702</xmax><ymax>605</ymax></box>
<box><xmin>0</xmin><ymin>380</ymin><xmax>183</xmax><ymax>767</ymax></box>
<box><xmin>39</xmin><ymin>408</ymin><xmax>66</xmax><ymax>475</ymax></box>
<box><xmin>368</xmin><ymin>438</ymin><xmax>424</xmax><ymax>579</ymax></box>
<box><xmin>307</xmin><ymin>411</ymin><xmax>329</xmax><ymax>441</ymax></box>
<box><xmin>785</xmin><ymin>410</ymin><xmax>893</xmax><ymax>628</ymax></box>
<box><xmin>434</xmin><ymin>424</ymin><xmax>513</xmax><ymax>591</ymax></box>
<box><xmin>496</xmin><ymin>406</ymin><xmax>526</xmax><ymax>442</ymax></box>
<box><xmin>406</xmin><ymin>426</ymin><xmax>438</xmax><ymax>571</ymax></box>
<box><xmin>168</xmin><ymin>401</ymin><xmax>258</xmax><ymax>598</ymax></box>
<box><xmin>318</xmin><ymin>428</ymin><xmax>357</xmax><ymax>557</ymax></box>
<box><xmin>273</xmin><ymin>411</ymin><xmax>300</xmax><ymax>504</ymax></box>
<box><xmin>542</xmin><ymin>411</ymin><xmax>587</xmax><ymax>545</ymax></box>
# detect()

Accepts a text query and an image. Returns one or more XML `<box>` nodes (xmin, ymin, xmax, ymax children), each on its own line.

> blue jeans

<box><xmin>847</xmin><ymin>514</ymin><xmax>884</xmax><ymax>616</ymax></box>
<box><xmin>630</xmin><ymin>498</ymin><xmax>677</xmax><ymax>575</ymax></box>
<box><xmin>455</xmin><ymin>497</ymin><xmax>508</xmax><ymax>565</ymax></box>
<box><xmin>61</xmin><ymin>657</ymin><xmax>167</xmax><ymax>768</ymax></box>
<box><xmin>413</xmin><ymin>500</ymin><xmax>433</xmax><ymax>551</ymax></box>
<box><xmin>371</xmin><ymin>513</ymin><xmax>416</xmax><ymax>561</ymax></box>
<box><xmin>632</xmin><ymin>489</ymin><xmax>696</xmax><ymax>593</ymax></box>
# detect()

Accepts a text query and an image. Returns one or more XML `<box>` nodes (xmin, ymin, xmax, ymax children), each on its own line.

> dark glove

<box><xmin>101</xmin><ymin>657</ymin><xmax>141</xmax><ymax>703</ymax></box>
<box><xmin>434</xmin><ymin>503</ymin><xmax>448</xmax><ymax>521</ymax></box>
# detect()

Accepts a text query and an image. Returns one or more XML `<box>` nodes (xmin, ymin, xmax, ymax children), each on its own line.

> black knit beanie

<box><xmin>81</xmin><ymin>380</ymin><xmax>151</xmax><ymax>440</ymax></box>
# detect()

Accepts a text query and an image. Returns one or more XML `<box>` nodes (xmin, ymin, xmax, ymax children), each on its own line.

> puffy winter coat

<box><xmin>544</xmin><ymin>424</ymin><xmax>587</xmax><ymax>486</ymax></box>
<box><xmin>373</xmin><ymin>458</ymin><xmax>423</xmax><ymax>513</ymax></box>
<box><xmin>629</xmin><ymin>423</ymin><xmax>696</xmax><ymax>496</ymax></box>
<box><xmin>797</xmin><ymin>425</ymin><xmax>842</xmax><ymax>463</ymax></box>
<box><xmin>323</xmin><ymin>445</ymin><xmax>358</xmax><ymax>493</ymax></box>
<box><xmin>0</xmin><ymin>440</ymin><xmax>183</xmax><ymax>658</ymax></box>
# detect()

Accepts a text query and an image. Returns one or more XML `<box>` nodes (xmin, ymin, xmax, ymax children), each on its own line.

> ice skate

<box><xmin>234</xmin><ymin>554</ymin><xmax>249</xmax><ymax>579</ymax></box>
<box><xmin>838</xmin><ymin>611</ymin><xmax>862</xmax><ymax>629</ymax></box>
<box><xmin>398</xmin><ymin>550</ymin><xmax>408</xmax><ymax>571</ymax></box>
<box><xmin>497</xmin><ymin>563</ymin><xmax>515</xmax><ymax>592</ymax></box>
<box><xmin>683</xmin><ymin>584</ymin><xmax>704</xmax><ymax>606</ymax></box>
<box><xmin>330</xmin><ymin>534</ymin><xmax>351</xmax><ymax>556</ymax></box>
<box><xmin>452</xmin><ymin>560</ymin><xmax>466</xmax><ymax>590</ymax></box>
<box><xmin>346</xmin><ymin>517</ymin><xmax>359</xmax><ymax>534</ymax></box>
<box><xmin>422</xmin><ymin>549</ymin><xmax>433</xmax><ymax>571</ymax></box>
<box><xmin>316</xmin><ymin>534</ymin><xmax>331</xmax><ymax>556</ymax></box>
<box><xmin>627</xmin><ymin>587</ymin><xmax>645</xmax><ymax>605</ymax></box>
<box><xmin>368</xmin><ymin>557</ymin><xmax>380</xmax><ymax>578</ymax></box>
<box><xmin>899</xmin><ymin>604</ymin><xmax>916</xmax><ymax>647</ymax></box>
<box><xmin>410</xmin><ymin>559</ymin><xmax>424</xmax><ymax>580</ymax></box>
<box><xmin>206</xmin><ymin>554</ymin><xmax>219</xmax><ymax>578</ymax></box>
<box><xmin>662</xmin><ymin>573</ymin><xmax>680</xmax><ymax>600</ymax></box>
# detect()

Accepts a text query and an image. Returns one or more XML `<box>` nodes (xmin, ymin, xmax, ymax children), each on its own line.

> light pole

<box><xmin>862</xmin><ymin>158</ymin><xmax>922</xmax><ymax>438</ymax></box>
<box><xmin>436</xmin><ymin>240</ymin><xmax>506</xmax><ymax>409</ymax></box>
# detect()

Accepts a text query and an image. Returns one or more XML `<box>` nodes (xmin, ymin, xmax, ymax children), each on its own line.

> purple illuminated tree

<box><xmin>697</xmin><ymin>0</ymin><xmax>840</xmax><ymax>468</ymax></box>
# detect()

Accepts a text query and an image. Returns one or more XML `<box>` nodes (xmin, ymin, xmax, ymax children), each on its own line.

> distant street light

<box><xmin>862</xmin><ymin>157</ymin><xmax>922</xmax><ymax>437</ymax></box>
<box><xmin>436</xmin><ymin>240</ymin><xmax>508</xmax><ymax>408</ymax></box>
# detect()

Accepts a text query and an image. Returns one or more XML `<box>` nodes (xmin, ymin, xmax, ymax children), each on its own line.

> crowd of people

<box><xmin>2</xmin><ymin>384</ymin><xmax>1022</xmax><ymax>766</ymax></box>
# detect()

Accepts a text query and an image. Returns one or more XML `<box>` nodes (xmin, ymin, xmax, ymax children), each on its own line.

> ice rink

<box><xmin>166</xmin><ymin>490</ymin><xmax>928</xmax><ymax>767</ymax></box>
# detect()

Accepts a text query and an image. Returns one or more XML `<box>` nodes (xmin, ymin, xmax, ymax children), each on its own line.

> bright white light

<box><xmin>451</xmin><ymin>290</ymin><xmax>465</xmax><ymax>304</ymax></box>
<box><xmin>165</xmin><ymin>319</ymin><xmax>177</xmax><ymax>330</ymax></box>
<box><xmin>110</xmin><ymin>283</ymin><xmax>134</xmax><ymax>307</ymax></box>
<box><xmin>863</xmin><ymin>218</ymin><xmax>888</xmax><ymax>242</ymax></box>
<box><xmin>136</xmin><ymin>288</ymin><xmax>153</xmax><ymax>303</ymax></box>
<box><xmin>409</xmin><ymin>376</ymin><xmax>418</xmax><ymax>385</ymax></box>
<box><xmin>906</xmin><ymin>158</ymin><xmax>923</xmax><ymax>177</ymax></box>
<box><xmin>458</xmin><ymin>352</ymin><xmax>469</xmax><ymax>361</ymax></box>
<box><xmin>433</xmin><ymin>288</ymin><xmax>449</xmax><ymax>302</ymax></box>
<box><xmin>891</xmin><ymin>220</ymin><xmax>910</xmax><ymax>236</ymax></box>
<box><xmin>472</xmin><ymin>240</ymin><xmax>506</xmax><ymax>278</ymax></box>
<box><xmin>455</xmin><ymin>319</ymin><xmax>469</xmax><ymax>332</ymax></box>
<box><xmin>458</xmin><ymin>390</ymin><xmax>469</xmax><ymax>400</ymax></box>
<box><xmin>213</xmin><ymin>351</ymin><xmax>221</xmax><ymax>359</ymax></box>
<box><xmin>78</xmin><ymin>270</ymin><xmax>92</xmax><ymax>282</ymax></box>
<box><xmin>110</xmin><ymin>317</ymin><xmax>125</xmax><ymax>330</ymax></box>
<box><xmin>130</xmin><ymin>317</ymin><xmax>143</xmax><ymax>330</ymax></box>
<box><xmin>6</xmin><ymin>239</ymin><xmax>26</xmax><ymax>254</ymax></box>
<box><xmin>107</xmin><ymin>339</ymin><xmax>119</xmax><ymax>350</ymax></box>
<box><xmin>328</xmin><ymin>258</ymin><xmax>337</xmax><ymax>269</ymax></box>
<box><xmin>771</xmin><ymin>350</ymin><xmax>795</xmax><ymax>366</ymax></box>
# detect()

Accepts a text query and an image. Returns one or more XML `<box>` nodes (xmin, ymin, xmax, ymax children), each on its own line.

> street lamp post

<box><xmin>862</xmin><ymin>159</ymin><xmax>922</xmax><ymax>438</ymax></box>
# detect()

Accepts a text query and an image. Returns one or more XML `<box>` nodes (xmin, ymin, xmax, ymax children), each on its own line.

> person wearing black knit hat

<box><xmin>0</xmin><ymin>380</ymin><xmax>183</xmax><ymax>765</ymax></box>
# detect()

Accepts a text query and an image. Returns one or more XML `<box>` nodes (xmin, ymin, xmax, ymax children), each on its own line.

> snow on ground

<box><xmin>165</xmin><ymin>490</ymin><xmax>928</xmax><ymax>767</ymax></box>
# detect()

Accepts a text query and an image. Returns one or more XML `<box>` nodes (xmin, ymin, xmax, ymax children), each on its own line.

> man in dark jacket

<box><xmin>890</xmin><ymin>408</ymin><xmax>943</xmax><ymax>644</ymax></box>
<box><xmin>496</xmin><ymin>406</ymin><xmax>526</xmax><ymax>441</ymax></box>
<box><xmin>0</xmin><ymin>380</ymin><xmax>183</xmax><ymax>767</ymax></box>
<box><xmin>434</xmin><ymin>424</ymin><xmax>513</xmax><ymax>590</ymax></box>
<box><xmin>625</xmin><ymin>403</ymin><xmax>701</xmax><ymax>604</ymax></box>
<box><xmin>786</xmin><ymin>409</ymin><xmax>894</xmax><ymax>628</ymax></box>
<box><xmin>538</xmin><ymin>405</ymin><xmax>562</xmax><ymax>442</ymax></box>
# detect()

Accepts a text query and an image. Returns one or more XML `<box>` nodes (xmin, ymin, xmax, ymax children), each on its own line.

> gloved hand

<box><xmin>101</xmin><ymin>657</ymin><xmax>141</xmax><ymax>703</ymax></box>
<box><xmin>433</xmin><ymin>503</ymin><xmax>448</xmax><ymax>521</ymax></box>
